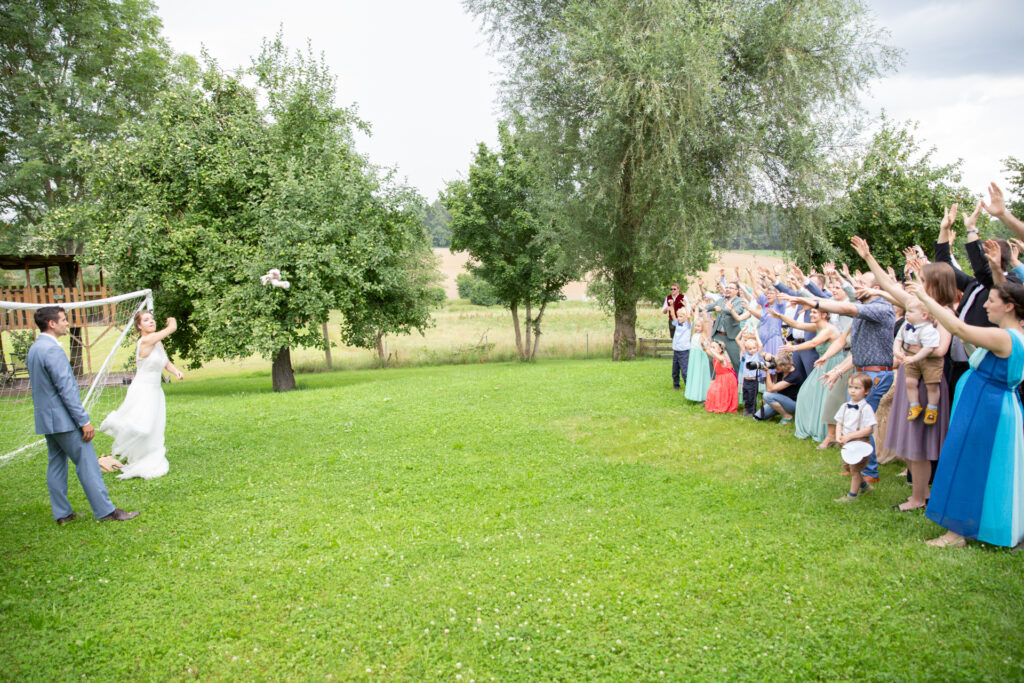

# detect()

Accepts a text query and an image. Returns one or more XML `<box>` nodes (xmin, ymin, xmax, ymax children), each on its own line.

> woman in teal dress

<box><xmin>685</xmin><ymin>316</ymin><xmax>713</xmax><ymax>403</ymax></box>
<box><xmin>911</xmin><ymin>280</ymin><xmax>1024</xmax><ymax>549</ymax></box>
<box><xmin>770</xmin><ymin>307</ymin><xmax>841</xmax><ymax>443</ymax></box>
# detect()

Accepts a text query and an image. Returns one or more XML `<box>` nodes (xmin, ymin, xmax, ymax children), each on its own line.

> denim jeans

<box><xmin>757</xmin><ymin>391</ymin><xmax>796</xmax><ymax>420</ymax></box>
<box><xmin>855</xmin><ymin>369</ymin><xmax>894</xmax><ymax>479</ymax></box>
<box><xmin>672</xmin><ymin>349</ymin><xmax>689</xmax><ymax>389</ymax></box>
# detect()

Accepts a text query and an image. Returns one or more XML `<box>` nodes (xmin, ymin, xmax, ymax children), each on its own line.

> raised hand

<box><xmin>850</xmin><ymin>236</ymin><xmax>871</xmax><ymax>260</ymax></box>
<box><xmin>982</xmin><ymin>239</ymin><xmax>1003</xmax><ymax>270</ymax></box>
<box><xmin>907</xmin><ymin>257</ymin><xmax>925</xmax><ymax>278</ymax></box>
<box><xmin>903</xmin><ymin>246</ymin><xmax>917</xmax><ymax>263</ymax></box>
<box><xmin>1009</xmin><ymin>238</ymin><xmax>1023</xmax><ymax>266</ymax></box>
<box><xmin>905</xmin><ymin>280</ymin><xmax>927</xmax><ymax>301</ymax></box>
<box><xmin>940</xmin><ymin>203</ymin><xmax>959</xmax><ymax>231</ymax></box>
<box><xmin>982</xmin><ymin>183</ymin><xmax>1007</xmax><ymax>218</ymax></box>
<box><xmin>166</xmin><ymin>317</ymin><xmax>177</xmax><ymax>332</ymax></box>
<box><xmin>964</xmin><ymin>200</ymin><xmax>983</xmax><ymax>232</ymax></box>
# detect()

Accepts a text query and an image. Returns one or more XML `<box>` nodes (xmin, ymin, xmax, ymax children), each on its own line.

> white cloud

<box><xmin>862</xmin><ymin>73</ymin><xmax>1024</xmax><ymax>192</ymax></box>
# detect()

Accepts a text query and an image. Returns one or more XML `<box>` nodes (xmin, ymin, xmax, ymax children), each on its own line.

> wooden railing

<box><xmin>0</xmin><ymin>285</ymin><xmax>112</xmax><ymax>331</ymax></box>
<box><xmin>638</xmin><ymin>337</ymin><xmax>674</xmax><ymax>358</ymax></box>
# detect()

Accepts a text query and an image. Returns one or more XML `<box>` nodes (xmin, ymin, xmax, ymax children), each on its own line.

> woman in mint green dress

<box><xmin>771</xmin><ymin>307</ymin><xmax>841</xmax><ymax>442</ymax></box>
<box><xmin>685</xmin><ymin>316</ymin><xmax>713</xmax><ymax>403</ymax></box>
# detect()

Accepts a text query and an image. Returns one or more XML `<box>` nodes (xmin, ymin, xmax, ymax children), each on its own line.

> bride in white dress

<box><xmin>100</xmin><ymin>312</ymin><xmax>184</xmax><ymax>480</ymax></box>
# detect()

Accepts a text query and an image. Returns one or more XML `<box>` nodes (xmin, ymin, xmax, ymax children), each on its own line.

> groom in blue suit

<box><xmin>27</xmin><ymin>306</ymin><xmax>138</xmax><ymax>524</ymax></box>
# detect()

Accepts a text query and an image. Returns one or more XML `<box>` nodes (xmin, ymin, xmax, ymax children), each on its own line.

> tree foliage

<box><xmin>823</xmin><ymin>120</ymin><xmax>974</xmax><ymax>270</ymax></box>
<box><xmin>465</xmin><ymin>0</ymin><xmax>898</xmax><ymax>358</ymax></box>
<box><xmin>0</xmin><ymin>0</ymin><xmax>170</xmax><ymax>254</ymax></box>
<box><xmin>445</xmin><ymin>121</ymin><xmax>577</xmax><ymax>360</ymax></box>
<box><xmin>1002</xmin><ymin>156</ymin><xmax>1024</xmax><ymax>218</ymax></box>
<box><xmin>456</xmin><ymin>272</ymin><xmax>502</xmax><ymax>306</ymax></box>
<box><xmin>423</xmin><ymin>199</ymin><xmax>453</xmax><ymax>247</ymax></box>
<box><xmin>82</xmin><ymin>39</ymin><xmax>438</xmax><ymax>390</ymax></box>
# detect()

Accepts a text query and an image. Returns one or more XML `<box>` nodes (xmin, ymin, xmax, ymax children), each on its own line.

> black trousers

<box><xmin>742</xmin><ymin>378</ymin><xmax>759</xmax><ymax>415</ymax></box>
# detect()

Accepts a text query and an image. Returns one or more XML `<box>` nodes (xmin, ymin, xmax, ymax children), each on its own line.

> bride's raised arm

<box><xmin>140</xmin><ymin>317</ymin><xmax>177</xmax><ymax>358</ymax></box>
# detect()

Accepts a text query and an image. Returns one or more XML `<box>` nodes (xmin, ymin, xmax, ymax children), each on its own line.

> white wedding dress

<box><xmin>100</xmin><ymin>340</ymin><xmax>169</xmax><ymax>480</ymax></box>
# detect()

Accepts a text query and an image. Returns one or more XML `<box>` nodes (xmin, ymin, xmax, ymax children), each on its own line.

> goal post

<box><xmin>0</xmin><ymin>289</ymin><xmax>153</xmax><ymax>464</ymax></box>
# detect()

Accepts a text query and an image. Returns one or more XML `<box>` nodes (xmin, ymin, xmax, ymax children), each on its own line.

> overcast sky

<box><xmin>154</xmin><ymin>0</ymin><xmax>1023</xmax><ymax>200</ymax></box>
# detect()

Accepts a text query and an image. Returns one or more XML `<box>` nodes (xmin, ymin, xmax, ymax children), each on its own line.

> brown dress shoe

<box><xmin>98</xmin><ymin>508</ymin><xmax>140</xmax><ymax>522</ymax></box>
<box><xmin>56</xmin><ymin>512</ymin><xmax>79</xmax><ymax>525</ymax></box>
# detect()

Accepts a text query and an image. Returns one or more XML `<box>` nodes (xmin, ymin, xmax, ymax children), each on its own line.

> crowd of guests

<box><xmin>662</xmin><ymin>184</ymin><xmax>1024</xmax><ymax>551</ymax></box>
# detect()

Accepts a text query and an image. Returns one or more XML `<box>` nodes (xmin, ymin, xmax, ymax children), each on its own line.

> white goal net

<box><xmin>0</xmin><ymin>289</ymin><xmax>152</xmax><ymax>464</ymax></box>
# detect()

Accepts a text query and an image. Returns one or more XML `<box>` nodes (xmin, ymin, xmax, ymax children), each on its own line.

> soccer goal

<box><xmin>0</xmin><ymin>289</ymin><xmax>152</xmax><ymax>464</ymax></box>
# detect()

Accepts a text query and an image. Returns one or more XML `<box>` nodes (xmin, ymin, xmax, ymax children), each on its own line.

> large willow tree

<box><xmin>465</xmin><ymin>0</ymin><xmax>898</xmax><ymax>358</ymax></box>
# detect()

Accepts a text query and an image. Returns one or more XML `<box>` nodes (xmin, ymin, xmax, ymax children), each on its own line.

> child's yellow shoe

<box><xmin>907</xmin><ymin>405</ymin><xmax>924</xmax><ymax>421</ymax></box>
<box><xmin>924</xmin><ymin>407</ymin><xmax>938</xmax><ymax>425</ymax></box>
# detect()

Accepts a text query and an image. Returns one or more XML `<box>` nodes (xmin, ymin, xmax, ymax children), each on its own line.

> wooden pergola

<box><xmin>0</xmin><ymin>254</ymin><xmax>112</xmax><ymax>378</ymax></box>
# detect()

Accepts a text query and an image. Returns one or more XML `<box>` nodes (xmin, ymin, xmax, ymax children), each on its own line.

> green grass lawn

<box><xmin>2</xmin><ymin>359</ymin><xmax>1022</xmax><ymax>681</ymax></box>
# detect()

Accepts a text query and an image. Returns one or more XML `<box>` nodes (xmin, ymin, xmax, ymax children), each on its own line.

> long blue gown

<box><xmin>684</xmin><ymin>334</ymin><xmax>712</xmax><ymax>403</ymax></box>
<box><xmin>926</xmin><ymin>328</ymin><xmax>1024</xmax><ymax>547</ymax></box>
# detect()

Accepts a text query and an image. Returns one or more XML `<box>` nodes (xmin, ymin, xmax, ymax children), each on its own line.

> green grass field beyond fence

<box><xmin>1</xmin><ymin>359</ymin><xmax>1022</xmax><ymax>680</ymax></box>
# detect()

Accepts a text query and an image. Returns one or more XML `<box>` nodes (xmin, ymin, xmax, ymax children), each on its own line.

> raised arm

<box><xmin>850</xmin><ymin>236</ymin><xmax>912</xmax><ymax>308</ymax></box>
<box><xmin>768</xmin><ymin>304</ymin><xmax>817</xmax><ymax>332</ymax></box>
<box><xmin>139</xmin><ymin>317</ymin><xmax>177</xmax><ymax>358</ymax></box>
<box><xmin>814</xmin><ymin>328</ymin><xmax>851</xmax><ymax>367</ymax></box>
<box><xmin>982</xmin><ymin>182</ymin><xmax>1024</xmax><ymax>240</ymax></box>
<box><xmin>963</xmin><ymin>202</ymin><xmax>997</xmax><ymax>289</ymax></box>
<box><xmin>782</xmin><ymin>324</ymin><xmax>837</xmax><ymax>354</ymax></box>
<box><xmin>982</xmin><ymin>239</ymin><xmax>1006</xmax><ymax>286</ymax></box>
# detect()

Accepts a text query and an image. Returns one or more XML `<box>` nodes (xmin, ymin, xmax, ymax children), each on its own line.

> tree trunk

<box><xmin>272</xmin><ymin>346</ymin><xmax>296</xmax><ymax>392</ymax></box>
<box><xmin>612</xmin><ymin>270</ymin><xmax>638</xmax><ymax>361</ymax></box>
<box><xmin>510</xmin><ymin>303</ymin><xmax>524</xmax><ymax>359</ymax></box>
<box><xmin>523</xmin><ymin>299</ymin><xmax>532</xmax><ymax>362</ymax></box>
<box><xmin>322</xmin><ymin>322</ymin><xmax>332</xmax><ymax>370</ymax></box>
<box><xmin>375</xmin><ymin>332</ymin><xmax>386</xmax><ymax>367</ymax></box>
<box><xmin>529</xmin><ymin>301</ymin><xmax>549</xmax><ymax>361</ymax></box>
<box><xmin>58</xmin><ymin>261</ymin><xmax>84</xmax><ymax>375</ymax></box>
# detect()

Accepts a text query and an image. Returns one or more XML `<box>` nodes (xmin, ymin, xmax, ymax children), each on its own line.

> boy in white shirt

<box><xmin>894</xmin><ymin>301</ymin><xmax>943</xmax><ymax>424</ymax></box>
<box><xmin>671</xmin><ymin>306</ymin><xmax>692</xmax><ymax>390</ymax></box>
<box><xmin>834</xmin><ymin>373</ymin><xmax>878</xmax><ymax>503</ymax></box>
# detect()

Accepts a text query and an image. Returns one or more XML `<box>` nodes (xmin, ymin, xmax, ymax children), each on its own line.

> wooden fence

<box><xmin>0</xmin><ymin>285</ymin><xmax>113</xmax><ymax>331</ymax></box>
<box><xmin>638</xmin><ymin>337</ymin><xmax>674</xmax><ymax>358</ymax></box>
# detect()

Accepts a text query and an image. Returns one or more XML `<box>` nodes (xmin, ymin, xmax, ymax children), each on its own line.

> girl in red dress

<box><xmin>703</xmin><ymin>339</ymin><xmax>739</xmax><ymax>413</ymax></box>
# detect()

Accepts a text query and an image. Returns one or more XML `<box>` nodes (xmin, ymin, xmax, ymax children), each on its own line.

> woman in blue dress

<box><xmin>747</xmin><ymin>274</ymin><xmax>786</xmax><ymax>356</ymax></box>
<box><xmin>910</xmin><ymin>279</ymin><xmax>1024</xmax><ymax>549</ymax></box>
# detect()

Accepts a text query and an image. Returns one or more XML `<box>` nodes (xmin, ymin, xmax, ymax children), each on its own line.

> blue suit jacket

<box><xmin>26</xmin><ymin>336</ymin><xmax>90</xmax><ymax>435</ymax></box>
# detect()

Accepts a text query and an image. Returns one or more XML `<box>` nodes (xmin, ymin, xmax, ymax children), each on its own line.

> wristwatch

<box><xmin>814</xmin><ymin>300</ymin><xmax>820</xmax><ymax>309</ymax></box>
